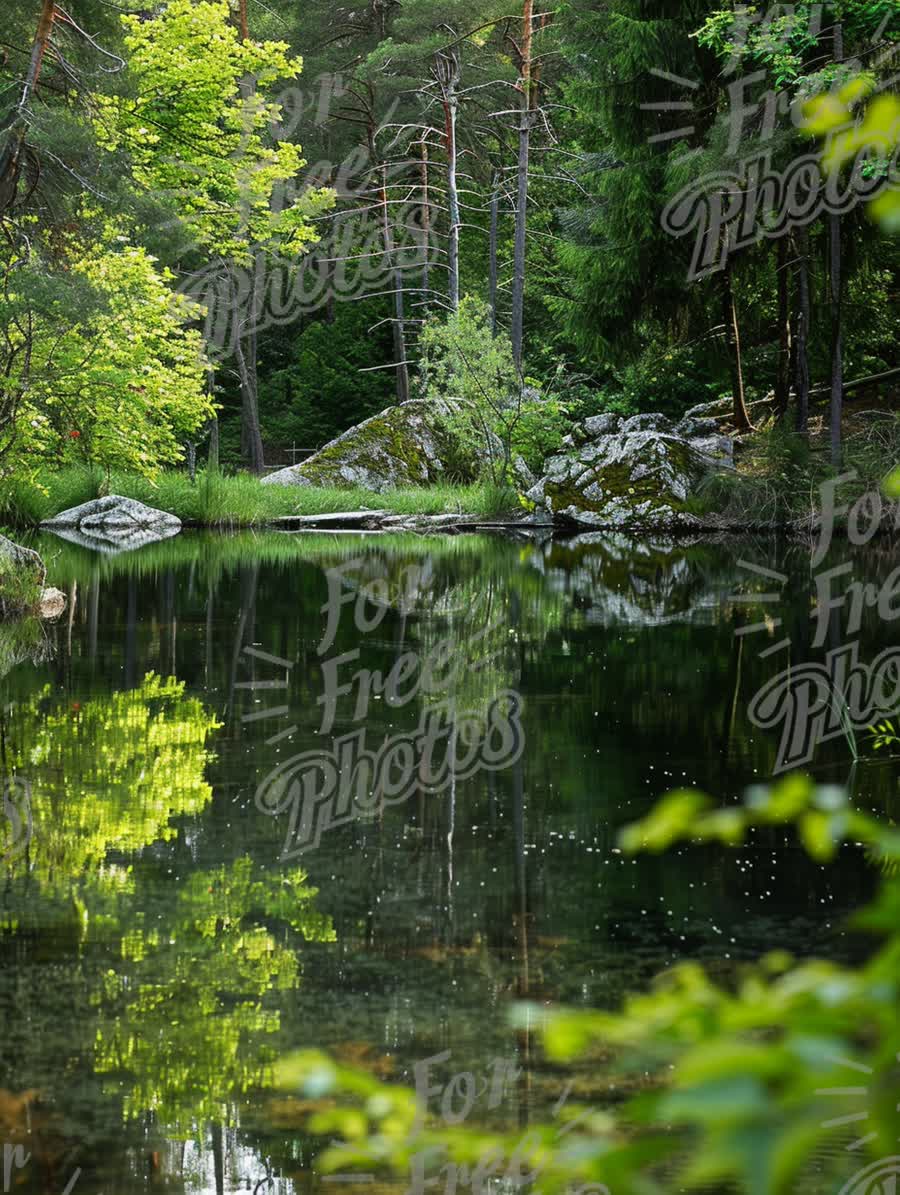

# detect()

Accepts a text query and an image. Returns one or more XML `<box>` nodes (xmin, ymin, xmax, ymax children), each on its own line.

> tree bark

<box><xmin>774</xmin><ymin>236</ymin><xmax>791</xmax><ymax>419</ymax></box>
<box><xmin>434</xmin><ymin>48</ymin><xmax>461</xmax><ymax>312</ymax></box>
<box><xmin>230</xmin><ymin>0</ymin><xmax>266</xmax><ymax>472</ymax></box>
<box><xmin>381</xmin><ymin>164</ymin><xmax>409</xmax><ymax>403</ymax></box>
<box><xmin>510</xmin><ymin>0</ymin><xmax>534</xmax><ymax>369</ymax></box>
<box><xmin>420</xmin><ymin>139</ymin><xmax>431</xmax><ymax>312</ymax></box>
<box><xmin>721</xmin><ymin>247</ymin><xmax>752</xmax><ymax>432</ymax></box>
<box><xmin>233</xmin><ymin>285</ymin><xmax>265</xmax><ymax>472</ymax></box>
<box><xmin>0</xmin><ymin>0</ymin><xmax>56</xmax><ymax>212</ymax></box>
<box><xmin>208</xmin><ymin>415</ymin><xmax>219</xmax><ymax>471</ymax></box>
<box><xmin>489</xmin><ymin>169</ymin><xmax>500</xmax><ymax>337</ymax></box>
<box><xmin>793</xmin><ymin>228</ymin><xmax>810</xmax><ymax>437</ymax></box>
<box><xmin>206</xmin><ymin>366</ymin><xmax>219</xmax><ymax>470</ymax></box>
<box><xmin>829</xmin><ymin>21</ymin><xmax>844</xmax><ymax>466</ymax></box>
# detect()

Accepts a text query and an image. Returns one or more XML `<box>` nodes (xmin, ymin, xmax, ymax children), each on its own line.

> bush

<box><xmin>591</xmin><ymin>340</ymin><xmax>725</xmax><ymax>420</ymax></box>
<box><xmin>419</xmin><ymin>297</ymin><xmax>566</xmax><ymax>480</ymax></box>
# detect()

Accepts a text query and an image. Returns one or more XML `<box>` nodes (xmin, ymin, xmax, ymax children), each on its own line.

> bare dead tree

<box><xmin>774</xmin><ymin>236</ymin><xmax>792</xmax><ymax>419</ymax></box>
<box><xmin>828</xmin><ymin>20</ymin><xmax>845</xmax><ymax>467</ymax></box>
<box><xmin>720</xmin><ymin>219</ymin><xmax>752</xmax><ymax>432</ymax></box>
<box><xmin>432</xmin><ymin>42</ymin><xmax>462</xmax><ymax>312</ymax></box>
<box><xmin>489</xmin><ymin>167</ymin><xmax>501</xmax><ymax>336</ymax></box>
<box><xmin>509</xmin><ymin>0</ymin><xmax>534</xmax><ymax>369</ymax></box>
<box><xmin>0</xmin><ymin>0</ymin><xmax>123</xmax><ymax>213</ymax></box>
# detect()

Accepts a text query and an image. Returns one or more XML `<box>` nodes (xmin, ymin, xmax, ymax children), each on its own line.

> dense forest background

<box><xmin>0</xmin><ymin>0</ymin><xmax>897</xmax><ymax>489</ymax></box>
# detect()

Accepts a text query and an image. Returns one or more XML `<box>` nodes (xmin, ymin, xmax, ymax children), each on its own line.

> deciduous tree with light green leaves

<box><xmin>0</xmin><ymin>220</ymin><xmax>214</xmax><ymax>493</ymax></box>
<box><xmin>95</xmin><ymin>0</ymin><xmax>334</xmax><ymax>471</ymax></box>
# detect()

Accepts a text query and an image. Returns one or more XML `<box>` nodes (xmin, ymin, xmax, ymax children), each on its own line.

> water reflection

<box><xmin>0</xmin><ymin>528</ymin><xmax>892</xmax><ymax>1193</ymax></box>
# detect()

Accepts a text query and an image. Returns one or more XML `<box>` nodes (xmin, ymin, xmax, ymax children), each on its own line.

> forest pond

<box><xmin>0</xmin><ymin>529</ymin><xmax>895</xmax><ymax>1194</ymax></box>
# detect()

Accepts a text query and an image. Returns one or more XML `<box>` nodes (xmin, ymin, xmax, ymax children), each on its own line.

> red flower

<box><xmin>69</xmin><ymin>430</ymin><xmax>81</xmax><ymax>439</ymax></box>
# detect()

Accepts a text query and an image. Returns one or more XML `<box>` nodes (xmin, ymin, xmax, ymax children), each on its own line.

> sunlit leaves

<box><xmin>96</xmin><ymin>0</ymin><xmax>334</xmax><ymax>264</ymax></box>
<box><xmin>0</xmin><ymin>225</ymin><xmax>214</xmax><ymax>484</ymax></box>
<box><xmin>286</xmin><ymin>774</ymin><xmax>900</xmax><ymax>1194</ymax></box>
<box><xmin>619</xmin><ymin>773</ymin><xmax>894</xmax><ymax>864</ymax></box>
<box><xmin>802</xmin><ymin>80</ymin><xmax>900</xmax><ymax>231</ymax></box>
<box><xmin>94</xmin><ymin>857</ymin><xmax>334</xmax><ymax>1134</ymax></box>
<box><xmin>3</xmin><ymin>672</ymin><xmax>220</xmax><ymax>886</ymax></box>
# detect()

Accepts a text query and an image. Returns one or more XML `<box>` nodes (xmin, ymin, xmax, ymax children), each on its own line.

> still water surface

<box><xmin>0</xmin><ymin>529</ymin><xmax>894</xmax><ymax>1193</ymax></box>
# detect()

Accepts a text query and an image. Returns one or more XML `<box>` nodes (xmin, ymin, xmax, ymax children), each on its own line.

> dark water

<box><xmin>0</xmin><ymin>528</ymin><xmax>895</xmax><ymax>1193</ymax></box>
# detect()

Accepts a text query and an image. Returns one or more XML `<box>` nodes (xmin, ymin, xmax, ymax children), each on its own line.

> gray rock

<box><xmin>262</xmin><ymin>398</ymin><xmax>491</xmax><ymax>492</ymax></box>
<box><xmin>584</xmin><ymin>413</ymin><xmax>622</xmax><ymax>437</ymax></box>
<box><xmin>43</xmin><ymin>495</ymin><xmax>181</xmax><ymax>531</ymax></box>
<box><xmin>512</xmin><ymin>455</ymin><xmax>537</xmax><ymax>490</ymax></box>
<box><xmin>619</xmin><ymin>412</ymin><xmax>674</xmax><ymax>435</ymax></box>
<box><xmin>690</xmin><ymin>433</ymin><xmax>735</xmax><ymax>469</ymax></box>
<box><xmin>683</xmin><ymin>399</ymin><xmax>730</xmax><ymax>421</ymax></box>
<box><xmin>525</xmin><ymin>478</ymin><xmax>547</xmax><ymax>506</ymax></box>
<box><xmin>0</xmin><ymin>535</ymin><xmax>46</xmax><ymax>617</ymax></box>
<box><xmin>529</xmin><ymin>534</ymin><xmax>738</xmax><ymax>627</ymax></box>
<box><xmin>45</xmin><ymin>524</ymin><xmax>182</xmax><ymax>555</ymax></box>
<box><xmin>544</xmin><ymin>454</ymin><xmax>571</xmax><ymax>482</ymax></box>
<box><xmin>676</xmin><ymin>416</ymin><xmax>722</xmax><ymax>438</ymax></box>
<box><xmin>272</xmin><ymin>510</ymin><xmax>389</xmax><ymax>529</ymax></box>
<box><xmin>0</xmin><ymin>535</ymin><xmax>45</xmax><ymax>586</ymax></box>
<box><xmin>38</xmin><ymin>587</ymin><xmax>67</xmax><ymax>620</ymax></box>
<box><xmin>42</xmin><ymin>495</ymin><xmax>182</xmax><ymax>554</ymax></box>
<box><xmin>531</xmin><ymin>416</ymin><xmax>734</xmax><ymax>531</ymax></box>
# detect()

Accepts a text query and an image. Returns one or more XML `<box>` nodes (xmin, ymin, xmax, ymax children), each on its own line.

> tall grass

<box><xmin>688</xmin><ymin>413</ymin><xmax>900</xmax><ymax>526</ymax></box>
<box><xmin>2</xmin><ymin>467</ymin><xmax>519</xmax><ymax>528</ymax></box>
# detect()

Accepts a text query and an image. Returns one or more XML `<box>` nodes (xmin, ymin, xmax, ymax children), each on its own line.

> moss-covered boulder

<box><xmin>526</xmin><ymin>412</ymin><xmax>733</xmax><ymax>530</ymax></box>
<box><xmin>0</xmin><ymin>535</ymin><xmax>46</xmax><ymax>617</ymax></box>
<box><xmin>261</xmin><ymin>399</ymin><xmax>470</xmax><ymax>491</ymax></box>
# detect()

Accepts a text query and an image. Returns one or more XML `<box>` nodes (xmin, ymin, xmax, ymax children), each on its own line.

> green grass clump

<box><xmin>1</xmin><ymin>467</ymin><xmax>519</xmax><ymax>528</ymax></box>
<box><xmin>687</xmin><ymin>413</ymin><xmax>900</xmax><ymax>526</ymax></box>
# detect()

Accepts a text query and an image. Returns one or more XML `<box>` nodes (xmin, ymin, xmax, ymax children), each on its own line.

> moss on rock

<box><xmin>531</xmin><ymin>419</ymin><xmax>733</xmax><ymax>531</ymax></box>
<box><xmin>262</xmin><ymin>399</ymin><xmax>477</xmax><ymax>492</ymax></box>
<box><xmin>0</xmin><ymin>535</ymin><xmax>45</xmax><ymax>618</ymax></box>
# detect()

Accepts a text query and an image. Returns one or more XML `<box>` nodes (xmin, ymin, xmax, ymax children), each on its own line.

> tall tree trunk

<box><xmin>0</xmin><ymin>0</ymin><xmax>56</xmax><ymax>211</ymax></box>
<box><xmin>829</xmin><ymin>22</ymin><xmax>845</xmax><ymax>466</ymax></box>
<box><xmin>489</xmin><ymin>169</ymin><xmax>500</xmax><ymax>337</ymax></box>
<box><xmin>233</xmin><ymin>288</ymin><xmax>265</xmax><ymax>472</ymax></box>
<box><xmin>721</xmin><ymin>248</ymin><xmax>752</xmax><ymax>432</ymax></box>
<box><xmin>435</xmin><ymin>48</ymin><xmax>461</xmax><ymax>313</ymax></box>
<box><xmin>381</xmin><ymin>164</ymin><xmax>409</xmax><ymax>403</ymax></box>
<box><xmin>325</xmin><ymin>256</ymin><xmax>336</xmax><ymax>324</ymax></box>
<box><xmin>828</xmin><ymin>214</ymin><xmax>843</xmax><ymax>464</ymax></box>
<box><xmin>206</xmin><ymin>360</ymin><xmax>219</xmax><ymax>470</ymax></box>
<box><xmin>793</xmin><ymin>228</ymin><xmax>810</xmax><ymax>437</ymax></box>
<box><xmin>230</xmin><ymin>0</ymin><xmax>265</xmax><ymax>472</ymax></box>
<box><xmin>207</xmin><ymin>417</ymin><xmax>219</xmax><ymax>471</ymax></box>
<box><xmin>774</xmin><ymin>236</ymin><xmax>791</xmax><ymax>419</ymax></box>
<box><xmin>510</xmin><ymin>0</ymin><xmax>534</xmax><ymax>370</ymax></box>
<box><xmin>420</xmin><ymin>139</ymin><xmax>431</xmax><ymax>312</ymax></box>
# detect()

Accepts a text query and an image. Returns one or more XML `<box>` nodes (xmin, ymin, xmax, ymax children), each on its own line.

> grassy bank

<box><xmin>5</xmin><ymin>467</ymin><xmax>520</xmax><ymax>528</ymax></box>
<box><xmin>686</xmin><ymin>411</ymin><xmax>900</xmax><ymax>525</ymax></box>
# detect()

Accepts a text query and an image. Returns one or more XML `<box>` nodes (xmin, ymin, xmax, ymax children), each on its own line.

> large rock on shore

<box><xmin>262</xmin><ymin>399</ymin><xmax>472</xmax><ymax>491</ymax></box>
<box><xmin>42</xmin><ymin>495</ymin><xmax>181</xmax><ymax>554</ymax></box>
<box><xmin>0</xmin><ymin>536</ymin><xmax>67</xmax><ymax>620</ymax></box>
<box><xmin>0</xmin><ymin>534</ymin><xmax>46</xmax><ymax>617</ymax></box>
<box><xmin>526</xmin><ymin>411</ymin><xmax>734</xmax><ymax>530</ymax></box>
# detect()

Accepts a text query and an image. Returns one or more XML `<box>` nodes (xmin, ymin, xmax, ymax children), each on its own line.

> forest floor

<box><xmin>688</xmin><ymin>405</ymin><xmax>899</xmax><ymax>528</ymax></box>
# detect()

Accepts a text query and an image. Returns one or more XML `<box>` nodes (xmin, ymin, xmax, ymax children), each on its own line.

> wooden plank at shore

<box><xmin>269</xmin><ymin>511</ymin><xmax>389</xmax><ymax>526</ymax></box>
